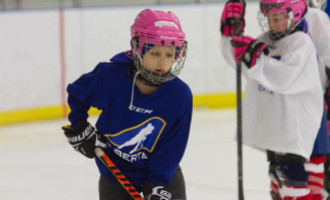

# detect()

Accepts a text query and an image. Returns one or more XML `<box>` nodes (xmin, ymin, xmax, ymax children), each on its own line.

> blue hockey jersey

<box><xmin>66</xmin><ymin>52</ymin><xmax>193</xmax><ymax>186</ymax></box>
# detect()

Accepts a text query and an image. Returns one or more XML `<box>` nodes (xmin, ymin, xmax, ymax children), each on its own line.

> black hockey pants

<box><xmin>99</xmin><ymin>166</ymin><xmax>186</xmax><ymax>200</ymax></box>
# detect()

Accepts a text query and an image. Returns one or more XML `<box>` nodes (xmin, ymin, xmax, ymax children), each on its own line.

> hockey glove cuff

<box><xmin>220</xmin><ymin>1</ymin><xmax>246</xmax><ymax>37</ymax></box>
<box><xmin>62</xmin><ymin>122</ymin><xmax>107</xmax><ymax>159</ymax></box>
<box><xmin>231</xmin><ymin>36</ymin><xmax>269</xmax><ymax>68</ymax></box>
<box><xmin>149</xmin><ymin>185</ymin><xmax>172</xmax><ymax>200</ymax></box>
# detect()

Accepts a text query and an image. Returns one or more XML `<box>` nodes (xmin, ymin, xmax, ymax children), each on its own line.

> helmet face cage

<box><xmin>257</xmin><ymin>10</ymin><xmax>293</xmax><ymax>40</ymax></box>
<box><xmin>131</xmin><ymin>38</ymin><xmax>188</xmax><ymax>85</ymax></box>
<box><xmin>258</xmin><ymin>0</ymin><xmax>307</xmax><ymax>40</ymax></box>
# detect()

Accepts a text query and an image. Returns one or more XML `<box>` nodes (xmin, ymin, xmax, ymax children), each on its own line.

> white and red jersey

<box><xmin>305</xmin><ymin>7</ymin><xmax>330</xmax><ymax>90</ymax></box>
<box><xmin>220</xmin><ymin>31</ymin><xmax>323</xmax><ymax>159</ymax></box>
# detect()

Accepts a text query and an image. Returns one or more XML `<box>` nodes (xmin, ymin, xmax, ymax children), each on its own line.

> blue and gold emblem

<box><xmin>105</xmin><ymin>117</ymin><xmax>166</xmax><ymax>154</ymax></box>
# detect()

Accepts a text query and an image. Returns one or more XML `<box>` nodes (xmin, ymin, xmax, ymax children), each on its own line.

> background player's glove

<box><xmin>149</xmin><ymin>185</ymin><xmax>172</xmax><ymax>200</ymax></box>
<box><xmin>231</xmin><ymin>36</ymin><xmax>269</xmax><ymax>68</ymax></box>
<box><xmin>62</xmin><ymin>122</ymin><xmax>107</xmax><ymax>159</ymax></box>
<box><xmin>220</xmin><ymin>0</ymin><xmax>245</xmax><ymax>37</ymax></box>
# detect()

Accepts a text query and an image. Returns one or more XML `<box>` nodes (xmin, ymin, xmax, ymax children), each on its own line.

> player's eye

<box><xmin>151</xmin><ymin>51</ymin><xmax>160</xmax><ymax>57</ymax></box>
<box><xmin>166</xmin><ymin>53</ymin><xmax>174</xmax><ymax>58</ymax></box>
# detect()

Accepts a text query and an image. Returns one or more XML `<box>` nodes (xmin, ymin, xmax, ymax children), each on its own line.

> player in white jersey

<box><xmin>220</xmin><ymin>0</ymin><xmax>323</xmax><ymax>199</ymax></box>
<box><xmin>305</xmin><ymin>5</ymin><xmax>330</xmax><ymax>88</ymax></box>
<box><xmin>303</xmin><ymin>1</ymin><xmax>330</xmax><ymax>199</ymax></box>
<box><xmin>299</xmin><ymin>1</ymin><xmax>330</xmax><ymax>199</ymax></box>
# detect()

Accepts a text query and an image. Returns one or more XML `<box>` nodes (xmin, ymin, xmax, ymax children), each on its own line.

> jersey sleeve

<box><xmin>220</xmin><ymin>36</ymin><xmax>255</xmax><ymax>78</ymax></box>
<box><xmin>247</xmin><ymin>33</ymin><xmax>319</xmax><ymax>94</ymax></box>
<box><xmin>147</xmin><ymin>91</ymin><xmax>193</xmax><ymax>185</ymax></box>
<box><xmin>67</xmin><ymin>64</ymin><xmax>107</xmax><ymax>127</ymax></box>
<box><xmin>220</xmin><ymin>36</ymin><xmax>236</xmax><ymax>69</ymax></box>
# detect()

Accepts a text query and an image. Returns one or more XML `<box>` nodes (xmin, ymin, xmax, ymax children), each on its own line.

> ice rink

<box><xmin>0</xmin><ymin>108</ymin><xmax>270</xmax><ymax>200</ymax></box>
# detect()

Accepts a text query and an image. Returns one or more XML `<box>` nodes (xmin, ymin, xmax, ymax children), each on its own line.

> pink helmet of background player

<box><xmin>260</xmin><ymin>0</ymin><xmax>307</xmax><ymax>23</ymax></box>
<box><xmin>258</xmin><ymin>0</ymin><xmax>307</xmax><ymax>40</ymax></box>
<box><xmin>129</xmin><ymin>9</ymin><xmax>188</xmax><ymax>86</ymax></box>
<box><xmin>308</xmin><ymin>0</ymin><xmax>327</xmax><ymax>10</ymax></box>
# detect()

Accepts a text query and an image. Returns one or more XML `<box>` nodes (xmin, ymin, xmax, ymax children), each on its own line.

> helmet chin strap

<box><xmin>136</xmin><ymin>72</ymin><xmax>163</xmax><ymax>87</ymax></box>
<box><xmin>128</xmin><ymin>65</ymin><xmax>163</xmax><ymax>111</ymax></box>
<box><xmin>269</xmin><ymin>31</ymin><xmax>287</xmax><ymax>40</ymax></box>
<box><xmin>128</xmin><ymin>70</ymin><xmax>140</xmax><ymax>111</ymax></box>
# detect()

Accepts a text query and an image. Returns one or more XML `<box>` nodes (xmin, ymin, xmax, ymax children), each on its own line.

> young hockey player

<box><xmin>302</xmin><ymin>1</ymin><xmax>330</xmax><ymax>199</ymax></box>
<box><xmin>62</xmin><ymin>8</ymin><xmax>192</xmax><ymax>200</ymax></box>
<box><xmin>220</xmin><ymin>0</ymin><xmax>324</xmax><ymax>199</ymax></box>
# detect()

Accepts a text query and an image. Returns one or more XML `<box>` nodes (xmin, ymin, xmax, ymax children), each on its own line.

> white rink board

<box><xmin>0</xmin><ymin>2</ymin><xmax>261</xmax><ymax>112</ymax></box>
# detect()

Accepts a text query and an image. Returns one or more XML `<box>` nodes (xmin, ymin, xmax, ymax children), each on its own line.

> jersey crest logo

<box><xmin>270</xmin><ymin>54</ymin><xmax>281</xmax><ymax>60</ymax></box>
<box><xmin>105</xmin><ymin>117</ymin><xmax>166</xmax><ymax>154</ymax></box>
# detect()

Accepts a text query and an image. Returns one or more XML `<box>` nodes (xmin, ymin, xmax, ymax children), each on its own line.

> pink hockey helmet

<box><xmin>130</xmin><ymin>9</ymin><xmax>186</xmax><ymax>56</ymax></box>
<box><xmin>258</xmin><ymin>0</ymin><xmax>307</xmax><ymax>40</ymax></box>
<box><xmin>129</xmin><ymin>9</ymin><xmax>188</xmax><ymax>86</ymax></box>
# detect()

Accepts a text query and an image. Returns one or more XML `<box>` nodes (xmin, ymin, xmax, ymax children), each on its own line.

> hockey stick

<box><xmin>229</xmin><ymin>0</ymin><xmax>245</xmax><ymax>199</ymax></box>
<box><xmin>236</xmin><ymin>43</ymin><xmax>244</xmax><ymax>200</ymax></box>
<box><xmin>94</xmin><ymin>147</ymin><xmax>144</xmax><ymax>200</ymax></box>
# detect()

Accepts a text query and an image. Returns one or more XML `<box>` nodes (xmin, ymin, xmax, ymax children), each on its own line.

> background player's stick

<box><xmin>94</xmin><ymin>147</ymin><xmax>144</xmax><ymax>200</ymax></box>
<box><xmin>236</xmin><ymin>35</ymin><xmax>244</xmax><ymax>200</ymax></box>
<box><xmin>229</xmin><ymin>0</ymin><xmax>246</xmax><ymax>199</ymax></box>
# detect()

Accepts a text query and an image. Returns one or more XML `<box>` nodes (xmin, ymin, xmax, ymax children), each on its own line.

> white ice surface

<box><xmin>0</xmin><ymin>108</ymin><xmax>270</xmax><ymax>200</ymax></box>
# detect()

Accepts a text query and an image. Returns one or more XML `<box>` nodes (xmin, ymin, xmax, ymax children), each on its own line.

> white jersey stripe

<box><xmin>279</xmin><ymin>186</ymin><xmax>310</xmax><ymax>197</ymax></box>
<box><xmin>304</xmin><ymin>162</ymin><xmax>325</xmax><ymax>173</ymax></box>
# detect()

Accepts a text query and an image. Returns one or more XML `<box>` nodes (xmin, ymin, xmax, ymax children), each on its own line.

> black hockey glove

<box><xmin>62</xmin><ymin>122</ymin><xmax>107</xmax><ymax>159</ymax></box>
<box><xmin>150</xmin><ymin>185</ymin><xmax>172</xmax><ymax>200</ymax></box>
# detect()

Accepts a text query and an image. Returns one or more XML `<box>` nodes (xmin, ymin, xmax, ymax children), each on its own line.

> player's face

<box><xmin>267</xmin><ymin>12</ymin><xmax>288</xmax><ymax>33</ymax></box>
<box><xmin>142</xmin><ymin>45</ymin><xmax>176</xmax><ymax>74</ymax></box>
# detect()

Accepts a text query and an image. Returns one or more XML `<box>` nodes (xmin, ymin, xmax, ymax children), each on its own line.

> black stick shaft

<box><xmin>233</xmin><ymin>1</ymin><xmax>245</xmax><ymax>198</ymax></box>
<box><xmin>236</xmin><ymin>61</ymin><xmax>244</xmax><ymax>200</ymax></box>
